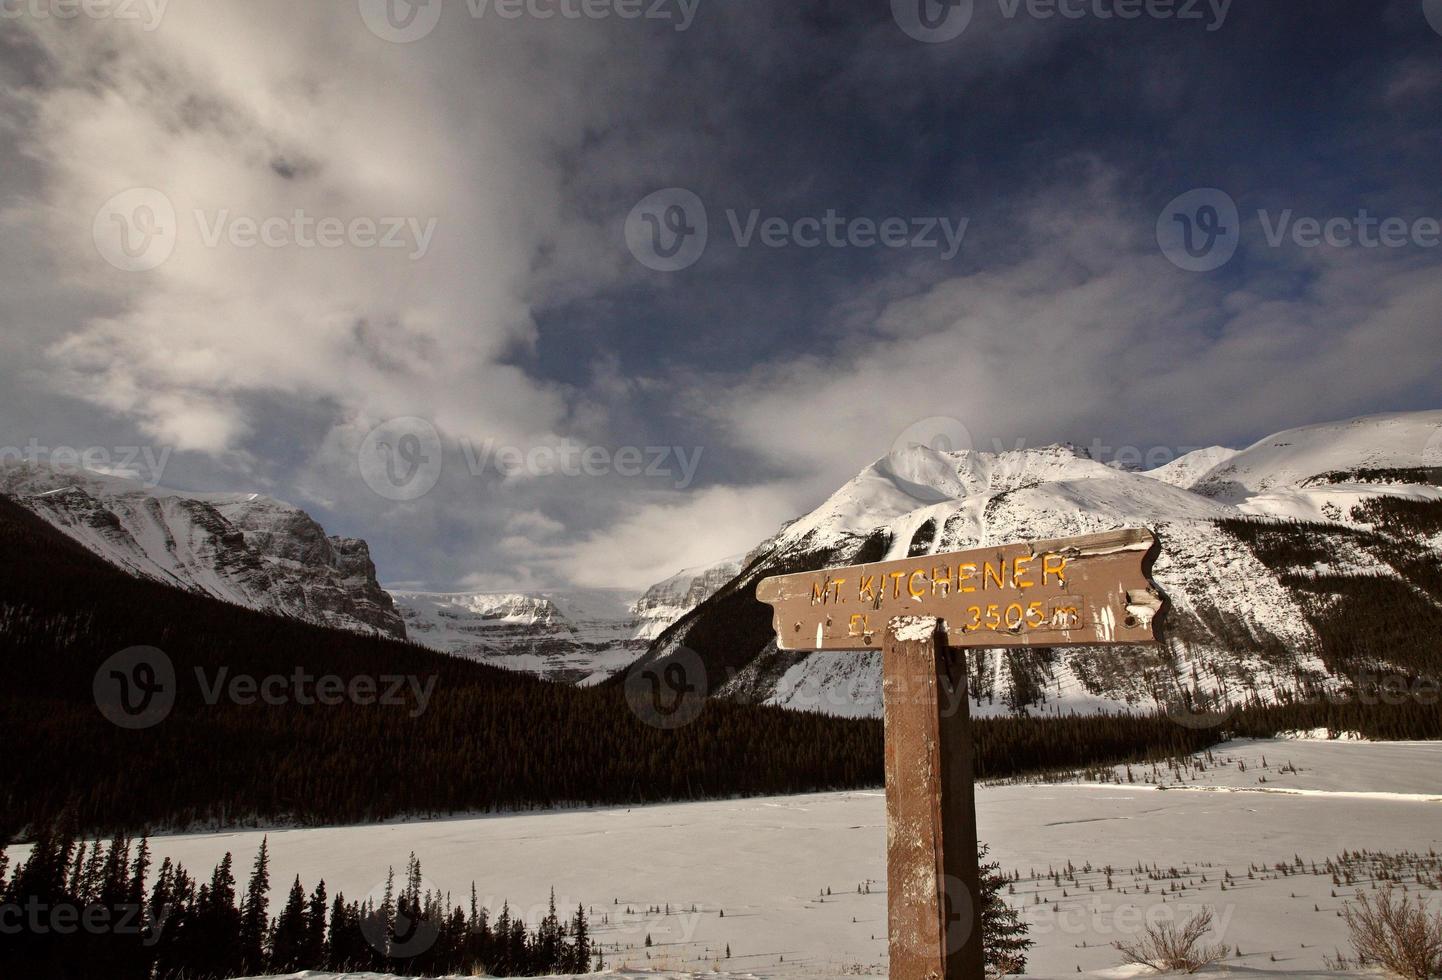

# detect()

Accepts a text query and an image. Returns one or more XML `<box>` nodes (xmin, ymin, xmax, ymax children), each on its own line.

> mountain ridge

<box><xmin>629</xmin><ymin>409</ymin><xmax>1442</xmax><ymax>719</ymax></box>
<box><xmin>0</xmin><ymin>461</ymin><xmax>405</xmax><ymax>639</ymax></box>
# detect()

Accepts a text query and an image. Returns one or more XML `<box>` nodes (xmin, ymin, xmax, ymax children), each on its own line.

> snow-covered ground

<box><xmin>20</xmin><ymin>739</ymin><xmax>1441</xmax><ymax>979</ymax></box>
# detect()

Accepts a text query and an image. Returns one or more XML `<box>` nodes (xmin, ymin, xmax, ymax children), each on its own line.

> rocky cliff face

<box><xmin>0</xmin><ymin>461</ymin><xmax>405</xmax><ymax>639</ymax></box>
<box><xmin>631</xmin><ymin>555</ymin><xmax>748</xmax><ymax>641</ymax></box>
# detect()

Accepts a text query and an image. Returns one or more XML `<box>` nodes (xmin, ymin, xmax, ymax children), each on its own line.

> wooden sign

<box><xmin>756</xmin><ymin>527</ymin><xmax>1164</xmax><ymax>652</ymax></box>
<box><xmin>756</xmin><ymin>528</ymin><xmax>1168</xmax><ymax>980</ymax></box>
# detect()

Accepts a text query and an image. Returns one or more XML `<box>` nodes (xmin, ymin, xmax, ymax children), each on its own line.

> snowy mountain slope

<box><xmin>1148</xmin><ymin>445</ymin><xmax>1239</xmax><ymax>488</ymax></box>
<box><xmin>1191</xmin><ymin>410</ymin><xmax>1442</xmax><ymax>501</ymax></box>
<box><xmin>390</xmin><ymin>587</ymin><xmax>647</xmax><ymax>683</ymax></box>
<box><xmin>632</xmin><ymin>554</ymin><xmax>747</xmax><ymax>641</ymax></box>
<box><xmin>0</xmin><ymin>460</ymin><xmax>404</xmax><ymax>638</ymax></box>
<box><xmin>393</xmin><ymin>556</ymin><xmax>747</xmax><ymax>683</ymax></box>
<box><xmin>633</xmin><ymin>411</ymin><xmax>1442</xmax><ymax>719</ymax></box>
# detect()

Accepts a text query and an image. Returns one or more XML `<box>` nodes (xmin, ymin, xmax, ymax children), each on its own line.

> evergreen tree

<box><xmin>979</xmin><ymin>843</ymin><xmax>1032</xmax><ymax>974</ymax></box>
<box><xmin>239</xmin><ymin>837</ymin><xmax>271</xmax><ymax>973</ymax></box>
<box><xmin>270</xmin><ymin>875</ymin><xmax>310</xmax><ymax>972</ymax></box>
<box><xmin>568</xmin><ymin>902</ymin><xmax>591</xmax><ymax>973</ymax></box>
<box><xmin>304</xmin><ymin>880</ymin><xmax>329</xmax><ymax>968</ymax></box>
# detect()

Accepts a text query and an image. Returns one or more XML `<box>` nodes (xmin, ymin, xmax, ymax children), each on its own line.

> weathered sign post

<box><xmin>757</xmin><ymin>528</ymin><xmax>1165</xmax><ymax>980</ymax></box>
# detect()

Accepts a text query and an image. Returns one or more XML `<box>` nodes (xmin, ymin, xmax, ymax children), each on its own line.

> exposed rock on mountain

<box><xmin>0</xmin><ymin>461</ymin><xmax>404</xmax><ymax>638</ymax></box>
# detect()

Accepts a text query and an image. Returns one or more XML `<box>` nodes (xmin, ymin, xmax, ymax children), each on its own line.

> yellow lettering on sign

<box><xmin>1012</xmin><ymin>555</ymin><xmax>1034</xmax><ymax>588</ymax></box>
<box><xmin>983</xmin><ymin>560</ymin><xmax>1006</xmax><ymax>591</ymax></box>
<box><xmin>889</xmin><ymin>571</ymin><xmax>906</xmax><ymax>599</ymax></box>
<box><xmin>811</xmin><ymin>582</ymin><xmax>825</xmax><ymax>605</ymax></box>
<box><xmin>907</xmin><ymin>570</ymin><xmax>928</xmax><ymax>599</ymax></box>
<box><xmin>958</xmin><ymin>562</ymin><xmax>977</xmax><ymax>593</ymax></box>
<box><xmin>848</xmin><ymin>613</ymin><xmax>872</xmax><ymax>637</ymax></box>
<box><xmin>931</xmin><ymin>564</ymin><xmax>953</xmax><ymax>598</ymax></box>
<box><xmin>830</xmin><ymin>579</ymin><xmax>846</xmax><ymax>603</ymax></box>
<box><xmin>858</xmin><ymin>575</ymin><xmax>877</xmax><ymax>603</ymax></box>
<box><xmin>1043</xmin><ymin>554</ymin><xmax>1067</xmax><ymax>586</ymax></box>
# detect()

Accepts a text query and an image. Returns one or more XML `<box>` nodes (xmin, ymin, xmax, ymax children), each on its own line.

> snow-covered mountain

<box><xmin>0</xmin><ymin>460</ymin><xmax>405</xmax><ymax>638</ymax></box>
<box><xmin>631</xmin><ymin>554</ymin><xmax>747</xmax><ymax>641</ymax></box>
<box><xmin>391</xmin><ymin>557</ymin><xmax>748</xmax><ymax>683</ymax></box>
<box><xmin>389</xmin><ymin>588</ymin><xmax>647</xmax><ymax>683</ymax></box>
<box><xmin>634</xmin><ymin>410</ymin><xmax>1442</xmax><ymax>719</ymax></box>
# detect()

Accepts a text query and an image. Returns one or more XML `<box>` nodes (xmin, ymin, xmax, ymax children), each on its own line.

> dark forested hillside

<box><xmin>0</xmin><ymin>495</ymin><xmax>882</xmax><ymax>833</ymax></box>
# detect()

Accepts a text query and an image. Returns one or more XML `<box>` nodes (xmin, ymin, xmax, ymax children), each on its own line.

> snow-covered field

<box><xmin>21</xmin><ymin>739</ymin><xmax>1440</xmax><ymax>980</ymax></box>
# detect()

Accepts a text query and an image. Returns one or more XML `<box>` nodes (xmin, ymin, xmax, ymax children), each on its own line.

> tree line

<box><xmin>0</xmin><ymin>826</ymin><xmax>594</xmax><ymax>979</ymax></box>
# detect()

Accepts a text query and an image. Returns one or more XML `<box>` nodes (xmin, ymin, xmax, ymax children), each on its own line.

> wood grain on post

<box><xmin>883</xmin><ymin>616</ymin><xmax>985</xmax><ymax>980</ymax></box>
